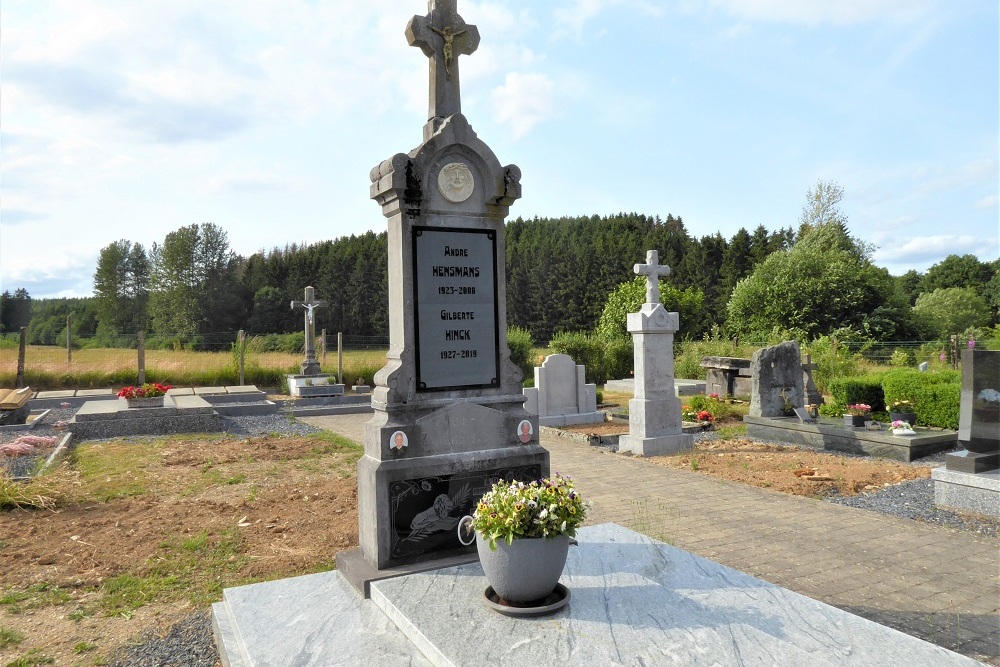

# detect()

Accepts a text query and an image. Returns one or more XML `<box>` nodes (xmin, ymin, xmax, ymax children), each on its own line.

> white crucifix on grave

<box><xmin>634</xmin><ymin>249</ymin><xmax>671</xmax><ymax>305</ymax></box>
<box><xmin>290</xmin><ymin>286</ymin><xmax>327</xmax><ymax>376</ymax></box>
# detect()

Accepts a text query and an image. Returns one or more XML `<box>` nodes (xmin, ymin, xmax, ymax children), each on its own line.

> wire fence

<box><xmin>0</xmin><ymin>330</ymin><xmax>390</xmax><ymax>390</ymax></box>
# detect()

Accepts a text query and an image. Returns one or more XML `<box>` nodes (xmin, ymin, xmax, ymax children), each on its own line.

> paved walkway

<box><xmin>302</xmin><ymin>414</ymin><xmax>1000</xmax><ymax>666</ymax></box>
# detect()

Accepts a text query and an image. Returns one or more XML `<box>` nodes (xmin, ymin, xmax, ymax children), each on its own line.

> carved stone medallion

<box><xmin>438</xmin><ymin>162</ymin><xmax>475</xmax><ymax>203</ymax></box>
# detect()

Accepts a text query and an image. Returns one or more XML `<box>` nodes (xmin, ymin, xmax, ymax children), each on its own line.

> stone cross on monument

<box><xmin>291</xmin><ymin>286</ymin><xmax>327</xmax><ymax>376</ymax></box>
<box><xmin>634</xmin><ymin>250</ymin><xmax>671</xmax><ymax>304</ymax></box>
<box><xmin>406</xmin><ymin>0</ymin><xmax>481</xmax><ymax>137</ymax></box>
<box><xmin>617</xmin><ymin>250</ymin><xmax>693</xmax><ymax>457</ymax></box>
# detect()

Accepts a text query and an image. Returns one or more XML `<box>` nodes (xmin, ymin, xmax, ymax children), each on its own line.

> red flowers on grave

<box><xmin>696</xmin><ymin>410</ymin><xmax>713</xmax><ymax>422</ymax></box>
<box><xmin>118</xmin><ymin>383</ymin><xmax>172</xmax><ymax>399</ymax></box>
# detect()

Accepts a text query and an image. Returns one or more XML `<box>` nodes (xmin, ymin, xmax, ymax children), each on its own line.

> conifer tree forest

<box><xmin>4</xmin><ymin>191</ymin><xmax>999</xmax><ymax>349</ymax></box>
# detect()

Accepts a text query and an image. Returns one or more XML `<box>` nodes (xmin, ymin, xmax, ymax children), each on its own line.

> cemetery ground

<box><xmin>2</xmin><ymin>416</ymin><xmax>998</xmax><ymax>664</ymax></box>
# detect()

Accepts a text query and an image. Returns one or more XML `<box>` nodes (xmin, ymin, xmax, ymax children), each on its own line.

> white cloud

<box><xmin>707</xmin><ymin>0</ymin><xmax>940</xmax><ymax>25</ymax></box>
<box><xmin>552</xmin><ymin>0</ymin><xmax>664</xmax><ymax>39</ymax></box>
<box><xmin>489</xmin><ymin>72</ymin><xmax>556</xmax><ymax>139</ymax></box>
<box><xmin>873</xmin><ymin>235</ymin><xmax>998</xmax><ymax>265</ymax></box>
<box><xmin>976</xmin><ymin>195</ymin><xmax>999</xmax><ymax>210</ymax></box>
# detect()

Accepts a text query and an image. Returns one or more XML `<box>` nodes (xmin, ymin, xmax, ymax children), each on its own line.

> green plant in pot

<box><xmin>470</xmin><ymin>473</ymin><xmax>587</xmax><ymax>606</ymax></box>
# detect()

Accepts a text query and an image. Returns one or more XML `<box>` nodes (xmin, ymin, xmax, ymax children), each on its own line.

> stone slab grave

<box><xmin>701</xmin><ymin>356</ymin><xmax>752</xmax><ymax>398</ymax></box>
<box><xmin>212</xmin><ymin>524</ymin><xmax>982</xmax><ymax>667</ymax></box>
<box><xmin>523</xmin><ymin>353</ymin><xmax>604</xmax><ymax>427</ymax></box>
<box><xmin>617</xmin><ymin>250</ymin><xmax>692</xmax><ymax>457</ymax></box>
<box><xmin>932</xmin><ymin>348</ymin><xmax>1000</xmax><ymax>516</ymax></box>
<box><xmin>744</xmin><ymin>341</ymin><xmax>956</xmax><ymax>462</ymax></box>
<box><xmin>603</xmin><ymin>377</ymin><xmax>706</xmax><ymax>397</ymax></box>
<box><xmin>333</xmin><ymin>0</ymin><xmax>548</xmax><ymax>595</ymax></box>
<box><xmin>69</xmin><ymin>394</ymin><xmax>222</xmax><ymax>439</ymax></box>
<box><xmin>743</xmin><ymin>414</ymin><xmax>957</xmax><ymax>463</ymax></box>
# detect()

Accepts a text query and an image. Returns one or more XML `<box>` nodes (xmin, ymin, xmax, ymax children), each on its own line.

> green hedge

<box><xmin>881</xmin><ymin>368</ymin><xmax>960</xmax><ymax>429</ymax></box>
<box><xmin>549</xmin><ymin>331</ymin><xmax>606</xmax><ymax>384</ymax></box>
<box><xmin>506</xmin><ymin>327</ymin><xmax>535</xmax><ymax>380</ymax></box>
<box><xmin>827</xmin><ymin>373</ymin><xmax>887</xmax><ymax>412</ymax></box>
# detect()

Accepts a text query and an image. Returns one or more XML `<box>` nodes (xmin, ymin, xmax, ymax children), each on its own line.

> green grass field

<box><xmin>0</xmin><ymin>345</ymin><xmax>389</xmax><ymax>391</ymax></box>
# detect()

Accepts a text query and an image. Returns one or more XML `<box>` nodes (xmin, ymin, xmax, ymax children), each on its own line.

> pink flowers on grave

<box><xmin>845</xmin><ymin>403</ymin><xmax>871</xmax><ymax>416</ymax></box>
<box><xmin>118</xmin><ymin>383</ymin><xmax>172</xmax><ymax>399</ymax></box>
<box><xmin>0</xmin><ymin>435</ymin><xmax>57</xmax><ymax>457</ymax></box>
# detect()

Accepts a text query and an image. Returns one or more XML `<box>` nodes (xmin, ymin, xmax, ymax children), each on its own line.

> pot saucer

<box><xmin>482</xmin><ymin>583</ymin><xmax>570</xmax><ymax>617</ymax></box>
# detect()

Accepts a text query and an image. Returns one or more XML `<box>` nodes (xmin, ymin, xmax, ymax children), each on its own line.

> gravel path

<box><xmin>4</xmin><ymin>410</ymin><xmax>997</xmax><ymax>665</ymax></box>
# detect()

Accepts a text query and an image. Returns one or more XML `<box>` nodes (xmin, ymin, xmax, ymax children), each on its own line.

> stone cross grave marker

<box><xmin>338</xmin><ymin>0</ymin><xmax>547</xmax><ymax>593</ymax></box>
<box><xmin>406</xmin><ymin>0</ymin><xmax>481</xmax><ymax>137</ymax></box>
<box><xmin>617</xmin><ymin>250</ymin><xmax>693</xmax><ymax>457</ymax></box>
<box><xmin>291</xmin><ymin>286</ymin><xmax>327</xmax><ymax>376</ymax></box>
<box><xmin>634</xmin><ymin>250</ymin><xmax>671</xmax><ymax>304</ymax></box>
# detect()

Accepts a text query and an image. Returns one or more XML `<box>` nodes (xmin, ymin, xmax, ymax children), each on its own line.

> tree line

<box><xmin>3</xmin><ymin>182</ymin><xmax>997</xmax><ymax>349</ymax></box>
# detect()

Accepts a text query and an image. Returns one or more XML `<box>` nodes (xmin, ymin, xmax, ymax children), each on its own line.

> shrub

<box><xmin>881</xmin><ymin>368</ymin><xmax>961</xmax><ymax>429</ymax></box>
<box><xmin>889</xmin><ymin>349</ymin><xmax>912</xmax><ymax>367</ymax></box>
<box><xmin>802</xmin><ymin>335</ymin><xmax>861</xmax><ymax>394</ymax></box>
<box><xmin>827</xmin><ymin>374</ymin><xmax>886</xmax><ymax>413</ymax></box>
<box><xmin>603</xmin><ymin>338</ymin><xmax>633</xmax><ymax>382</ymax></box>
<box><xmin>549</xmin><ymin>331</ymin><xmax>606</xmax><ymax>384</ymax></box>
<box><xmin>506</xmin><ymin>327</ymin><xmax>535</xmax><ymax>379</ymax></box>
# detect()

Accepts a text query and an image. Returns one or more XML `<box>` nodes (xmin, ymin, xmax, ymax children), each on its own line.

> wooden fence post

<box><xmin>15</xmin><ymin>327</ymin><xmax>26</xmax><ymax>388</ymax></box>
<box><xmin>238</xmin><ymin>329</ymin><xmax>246</xmax><ymax>386</ymax></box>
<box><xmin>337</xmin><ymin>332</ymin><xmax>343</xmax><ymax>385</ymax></box>
<box><xmin>67</xmin><ymin>313</ymin><xmax>72</xmax><ymax>363</ymax></box>
<box><xmin>138</xmin><ymin>331</ymin><xmax>146</xmax><ymax>385</ymax></box>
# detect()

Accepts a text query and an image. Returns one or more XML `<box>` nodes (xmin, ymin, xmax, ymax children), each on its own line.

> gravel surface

<box><xmin>107</xmin><ymin>610</ymin><xmax>219</xmax><ymax>667</ymax></box>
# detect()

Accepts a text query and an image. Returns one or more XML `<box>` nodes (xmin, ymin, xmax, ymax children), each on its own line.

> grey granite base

<box><xmin>215</xmin><ymin>524</ymin><xmax>982</xmax><ymax>667</ymax></box>
<box><xmin>618</xmin><ymin>432</ymin><xmax>694</xmax><ymax>457</ymax></box>
<box><xmin>69</xmin><ymin>395</ymin><xmax>223</xmax><ymax>440</ymax></box>
<box><xmin>538</xmin><ymin>411</ymin><xmax>606</xmax><ymax>427</ymax></box>
<box><xmin>744</xmin><ymin>415</ymin><xmax>957</xmax><ymax>462</ymax></box>
<box><xmin>932</xmin><ymin>467</ymin><xmax>1000</xmax><ymax>517</ymax></box>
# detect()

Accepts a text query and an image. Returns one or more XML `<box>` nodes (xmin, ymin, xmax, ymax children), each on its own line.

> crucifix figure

<box><xmin>406</xmin><ymin>0</ymin><xmax>480</xmax><ymax>123</ymax></box>
<box><xmin>634</xmin><ymin>250</ymin><xmax>671</xmax><ymax>305</ymax></box>
<box><xmin>291</xmin><ymin>286</ymin><xmax>328</xmax><ymax>376</ymax></box>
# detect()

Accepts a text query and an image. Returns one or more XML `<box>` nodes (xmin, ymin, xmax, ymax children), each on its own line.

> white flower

<box><xmin>977</xmin><ymin>388</ymin><xmax>1000</xmax><ymax>403</ymax></box>
<box><xmin>538</xmin><ymin>509</ymin><xmax>548</xmax><ymax>520</ymax></box>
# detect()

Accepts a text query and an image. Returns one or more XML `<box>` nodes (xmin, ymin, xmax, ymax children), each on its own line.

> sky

<box><xmin>2</xmin><ymin>0</ymin><xmax>998</xmax><ymax>299</ymax></box>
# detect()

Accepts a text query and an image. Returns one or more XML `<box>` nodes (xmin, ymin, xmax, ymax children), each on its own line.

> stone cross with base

<box><xmin>406</xmin><ymin>0</ymin><xmax>481</xmax><ymax>135</ymax></box>
<box><xmin>618</xmin><ymin>250</ymin><xmax>693</xmax><ymax>457</ymax></box>
<box><xmin>634</xmin><ymin>250</ymin><xmax>671</xmax><ymax>304</ymax></box>
<box><xmin>291</xmin><ymin>286</ymin><xmax>327</xmax><ymax>376</ymax></box>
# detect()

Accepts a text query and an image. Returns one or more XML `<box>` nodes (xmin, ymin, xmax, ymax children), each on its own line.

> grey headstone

<box><xmin>946</xmin><ymin>349</ymin><xmax>1000</xmax><ymax>473</ymax></box>
<box><xmin>749</xmin><ymin>341</ymin><xmax>805</xmax><ymax>418</ymax></box>
<box><xmin>524</xmin><ymin>354</ymin><xmax>602</xmax><ymax>427</ymax></box>
<box><xmin>918</xmin><ymin>361</ymin><xmax>929</xmax><ymax>372</ymax></box>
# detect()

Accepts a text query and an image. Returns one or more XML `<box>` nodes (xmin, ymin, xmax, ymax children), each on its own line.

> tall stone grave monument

<box><xmin>291</xmin><ymin>286</ymin><xmax>326</xmax><ymax>375</ymax></box>
<box><xmin>339</xmin><ymin>0</ymin><xmax>548</xmax><ymax>591</ymax></box>
<box><xmin>617</xmin><ymin>251</ymin><xmax>693</xmax><ymax>456</ymax></box>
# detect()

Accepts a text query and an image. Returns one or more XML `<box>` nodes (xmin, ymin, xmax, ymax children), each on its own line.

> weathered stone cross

<box><xmin>291</xmin><ymin>286</ymin><xmax>327</xmax><ymax>375</ymax></box>
<box><xmin>406</xmin><ymin>0</ymin><xmax>480</xmax><ymax>122</ymax></box>
<box><xmin>634</xmin><ymin>250</ymin><xmax>671</xmax><ymax>305</ymax></box>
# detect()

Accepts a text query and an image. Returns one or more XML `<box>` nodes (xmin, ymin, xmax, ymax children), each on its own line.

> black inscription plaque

<box><xmin>388</xmin><ymin>464</ymin><xmax>541</xmax><ymax>561</ymax></box>
<box><xmin>412</xmin><ymin>226</ymin><xmax>500</xmax><ymax>390</ymax></box>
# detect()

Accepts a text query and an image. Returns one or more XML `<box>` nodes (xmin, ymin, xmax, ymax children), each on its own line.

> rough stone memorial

<box><xmin>337</xmin><ymin>0</ymin><xmax>548</xmax><ymax>590</ymax></box>
<box><xmin>748</xmin><ymin>341</ymin><xmax>805</xmax><ymax>418</ymax></box>
<box><xmin>617</xmin><ymin>250</ymin><xmax>693</xmax><ymax>456</ymax></box>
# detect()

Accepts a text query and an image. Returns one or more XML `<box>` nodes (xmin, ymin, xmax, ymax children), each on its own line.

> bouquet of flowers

<box><xmin>472</xmin><ymin>473</ymin><xmax>588</xmax><ymax>550</ymax></box>
<box><xmin>118</xmin><ymin>383</ymin><xmax>172</xmax><ymax>399</ymax></box>
<box><xmin>889</xmin><ymin>399</ymin><xmax>913</xmax><ymax>411</ymax></box>
<box><xmin>845</xmin><ymin>403</ymin><xmax>871</xmax><ymax>416</ymax></box>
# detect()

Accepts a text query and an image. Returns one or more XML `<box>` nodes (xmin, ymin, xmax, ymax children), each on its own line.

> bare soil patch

<box><xmin>0</xmin><ymin>434</ymin><xmax>359</xmax><ymax>666</ymax></box>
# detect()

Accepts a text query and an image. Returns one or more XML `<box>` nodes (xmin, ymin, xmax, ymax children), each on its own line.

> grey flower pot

<box><xmin>477</xmin><ymin>533</ymin><xmax>569</xmax><ymax>603</ymax></box>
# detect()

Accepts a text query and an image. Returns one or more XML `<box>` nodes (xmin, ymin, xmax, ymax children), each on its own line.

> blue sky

<box><xmin>2</xmin><ymin>0</ymin><xmax>997</xmax><ymax>299</ymax></box>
